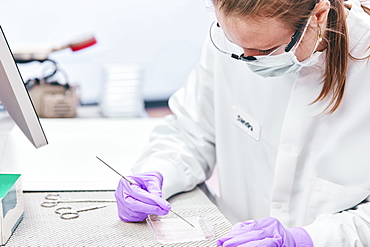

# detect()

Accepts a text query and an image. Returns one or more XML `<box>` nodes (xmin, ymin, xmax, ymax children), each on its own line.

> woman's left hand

<box><xmin>216</xmin><ymin>217</ymin><xmax>313</xmax><ymax>247</ymax></box>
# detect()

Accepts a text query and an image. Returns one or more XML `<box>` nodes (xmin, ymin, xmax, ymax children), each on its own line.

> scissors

<box><xmin>55</xmin><ymin>204</ymin><xmax>108</xmax><ymax>220</ymax></box>
<box><xmin>41</xmin><ymin>193</ymin><xmax>116</xmax><ymax>208</ymax></box>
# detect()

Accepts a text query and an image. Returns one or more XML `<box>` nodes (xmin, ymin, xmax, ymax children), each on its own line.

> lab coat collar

<box><xmin>347</xmin><ymin>0</ymin><xmax>370</xmax><ymax>53</ymax></box>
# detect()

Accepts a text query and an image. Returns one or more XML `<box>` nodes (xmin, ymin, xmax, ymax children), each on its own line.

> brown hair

<box><xmin>214</xmin><ymin>0</ymin><xmax>370</xmax><ymax>113</ymax></box>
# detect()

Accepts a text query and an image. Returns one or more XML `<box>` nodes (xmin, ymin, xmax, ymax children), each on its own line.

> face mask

<box><xmin>246</xmin><ymin>50</ymin><xmax>323</xmax><ymax>78</ymax></box>
<box><xmin>245</xmin><ymin>15</ymin><xmax>324</xmax><ymax>78</ymax></box>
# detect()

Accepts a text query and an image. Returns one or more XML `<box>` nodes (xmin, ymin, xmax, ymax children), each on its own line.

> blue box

<box><xmin>0</xmin><ymin>174</ymin><xmax>23</xmax><ymax>245</ymax></box>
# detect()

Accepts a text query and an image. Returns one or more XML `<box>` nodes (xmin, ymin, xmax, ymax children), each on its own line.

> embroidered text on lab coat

<box><xmin>237</xmin><ymin>115</ymin><xmax>253</xmax><ymax>131</ymax></box>
<box><xmin>233</xmin><ymin>106</ymin><xmax>261</xmax><ymax>141</ymax></box>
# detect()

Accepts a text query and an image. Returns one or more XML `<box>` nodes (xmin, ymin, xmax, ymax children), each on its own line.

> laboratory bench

<box><xmin>74</xmin><ymin>103</ymin><xmax>172</xmax><ymax>119</ymax></box>
<box><xmin>5</xmin><ymin>188</ymin><xmax>232</xmax><ymax>246</ymax></box>
<box><xmin>0</xmin><ymin>107</ymin><xmax>229</xmax><ymax>246</ymax></box>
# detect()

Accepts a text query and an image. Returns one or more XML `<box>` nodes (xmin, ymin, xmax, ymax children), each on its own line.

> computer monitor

<box><xmin>0</xmin><ymin>26</ymin><xmax>47</xmax><ymax>148</ymax></box>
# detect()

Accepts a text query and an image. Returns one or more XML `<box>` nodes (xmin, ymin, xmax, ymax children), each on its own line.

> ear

<box><xmin>313</xmin><ymin>0</ymin><xmax>331</xmax><ymax>24</ymax></box>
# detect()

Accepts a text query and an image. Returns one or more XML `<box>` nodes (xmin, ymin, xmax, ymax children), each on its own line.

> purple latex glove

<box><xmin>217</xmin><ymin>217</ymin><xmax>313</xmax><ymax>247</ymax></box>
<box><xmin>114</xmin><ymin>171</ymin><xmax>171</xmax><ymax>222</ymax></box>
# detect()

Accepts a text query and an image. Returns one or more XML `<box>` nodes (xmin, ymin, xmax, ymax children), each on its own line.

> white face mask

<box><xmin>245</xmin><ymin>16</ymin><xmax>323</xmax><ymax>78</ymax></box>
<box><xmin>246</xmin><ymin>49</ymin><xmax>323</xmax><ymax>78</ymax></box>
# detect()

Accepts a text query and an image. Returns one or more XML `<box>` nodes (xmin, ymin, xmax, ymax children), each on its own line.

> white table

<box><xmin>0</xmin><ymin>111</ymin><xmax>230</xmax><ymax>246</ymax></box>
<box><xmin>0</xmin><ymin>116</ymin><xmax>164</xmax><ymax>191</ymax></box>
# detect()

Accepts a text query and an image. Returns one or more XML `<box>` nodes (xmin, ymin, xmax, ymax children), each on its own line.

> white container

<box><xmin>100</xmin><ymin>64</ymin><xmax>145</xmax><ymax>118</ymax></box>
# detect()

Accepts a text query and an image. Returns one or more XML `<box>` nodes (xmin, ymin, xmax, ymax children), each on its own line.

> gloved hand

<box><xmin>217</xmin><ymin>217</ymin><xmax>313</xmax><ymax>247</ymax></box>
<box><xmin>114</xmin><ymin>171</ymin><xmax>171</xmax><ymax>222</ymax></box>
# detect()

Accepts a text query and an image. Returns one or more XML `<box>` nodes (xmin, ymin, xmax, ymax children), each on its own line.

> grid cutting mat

<box><xmin>5</xmin><ymin>187</ymin><xmax>232</xmax><ymax>246</ymax></box>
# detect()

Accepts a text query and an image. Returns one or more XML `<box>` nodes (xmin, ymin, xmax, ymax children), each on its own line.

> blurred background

<box><xmin>0</xmin><ymin>0</ymin><xmax>214</xmax><ymax>117</ymax></box>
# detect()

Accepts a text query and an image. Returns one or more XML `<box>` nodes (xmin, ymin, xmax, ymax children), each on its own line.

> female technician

<box><xmin>115</xmin><ymin>0</ymin><xmax>370</xmax><ymax>245</ymax></box>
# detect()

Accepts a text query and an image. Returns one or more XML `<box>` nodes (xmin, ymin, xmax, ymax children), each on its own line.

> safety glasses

<box><xmin>209</xmin><ymin>4</ymin><xmax>316</xmax><ymax>62</ymax></box>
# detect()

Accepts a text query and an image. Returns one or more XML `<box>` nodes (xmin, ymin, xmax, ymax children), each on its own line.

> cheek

<box><xmin>295</xmin><ymin>27</ymin><xmax>319</xmax><ymax>61</ymax></box>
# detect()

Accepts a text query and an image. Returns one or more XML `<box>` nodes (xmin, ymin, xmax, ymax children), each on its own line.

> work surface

<box><xmin>0</xmin><ymin>113</ymin><xmax>230</xmax><ymax>246</ymax></box>
<box><xmin>5</xmin><ymin>188</ymin><xmax>232</xmax><ymax>247</ymax></box>
<box><xmin>0</xmin><ymin>117</ymin><xmax>165</xmax><ymax>191</ymax></box>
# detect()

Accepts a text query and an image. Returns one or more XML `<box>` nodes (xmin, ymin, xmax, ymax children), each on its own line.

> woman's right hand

<box><xmin>114</xmin><ymin>171</ymin><xmax>171</xmax><ymax>222</ymax></box>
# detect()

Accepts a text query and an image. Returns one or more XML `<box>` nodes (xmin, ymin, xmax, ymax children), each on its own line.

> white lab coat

<box><xmin>132</xmin><ymin>0</ymin><xmax>370</xmax><ymax>245</ymax></box>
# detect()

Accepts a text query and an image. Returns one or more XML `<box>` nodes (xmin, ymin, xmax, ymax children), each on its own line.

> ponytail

<box><xmin>313</xmin><ymin>0</ymin><xmax>370</xmax><ymax>113</ymax></box>
<box><xmin>312</xmin><ymin>0</ymin><xmax>348</xmax><ymax>113</ymax></box>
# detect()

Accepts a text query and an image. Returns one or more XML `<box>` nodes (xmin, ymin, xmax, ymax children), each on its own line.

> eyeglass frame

<box><xmin>209</xmin><ymin>3</ymin><xmax>317</xmax><ymax>62</ymax></box>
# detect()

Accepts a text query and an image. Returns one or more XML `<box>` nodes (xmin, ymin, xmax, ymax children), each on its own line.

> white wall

<box><xmin>0</xmin><ymin>0</ymin><xmax>214</xmax><ymax>104</ymax></box>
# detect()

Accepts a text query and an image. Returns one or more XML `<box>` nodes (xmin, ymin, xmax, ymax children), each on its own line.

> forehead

<box><xmin>215</xmin><ymin>9</ymin><xmax>294</xmax><ymax>50</ymax></box>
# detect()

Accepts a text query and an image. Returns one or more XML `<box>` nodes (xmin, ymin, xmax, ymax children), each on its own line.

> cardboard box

<box><xmin>0</xmin><ymin>174</ymin><xmax>23</xmax><ymax>246</ymax></box>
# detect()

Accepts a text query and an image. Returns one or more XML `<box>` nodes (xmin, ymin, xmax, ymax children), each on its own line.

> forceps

<box><xmin>41</xmin><ymin>193</ymin><xmax>116</xmax><ymax>208</ymax></box>
<box><xmin>55</xmin><ymin>204</ymin><xmax>108</xmax><ymax>220</ymax></box>
<box><xmin>96</xmin><ymin>156</ymin><xmax>195</xmax><ymax>228</ymax></box>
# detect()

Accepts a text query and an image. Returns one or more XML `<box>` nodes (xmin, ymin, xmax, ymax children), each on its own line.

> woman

<box><xmin>115</xmin><ymin>0</ymin><xmax>370</xmax><ymax>245</ymax></box>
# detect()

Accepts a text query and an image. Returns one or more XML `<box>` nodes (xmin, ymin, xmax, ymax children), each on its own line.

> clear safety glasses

<box><xmin>209</xmin><ymin>16</ymin><xmax>312</xmax><ymax>62</ymax></box>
